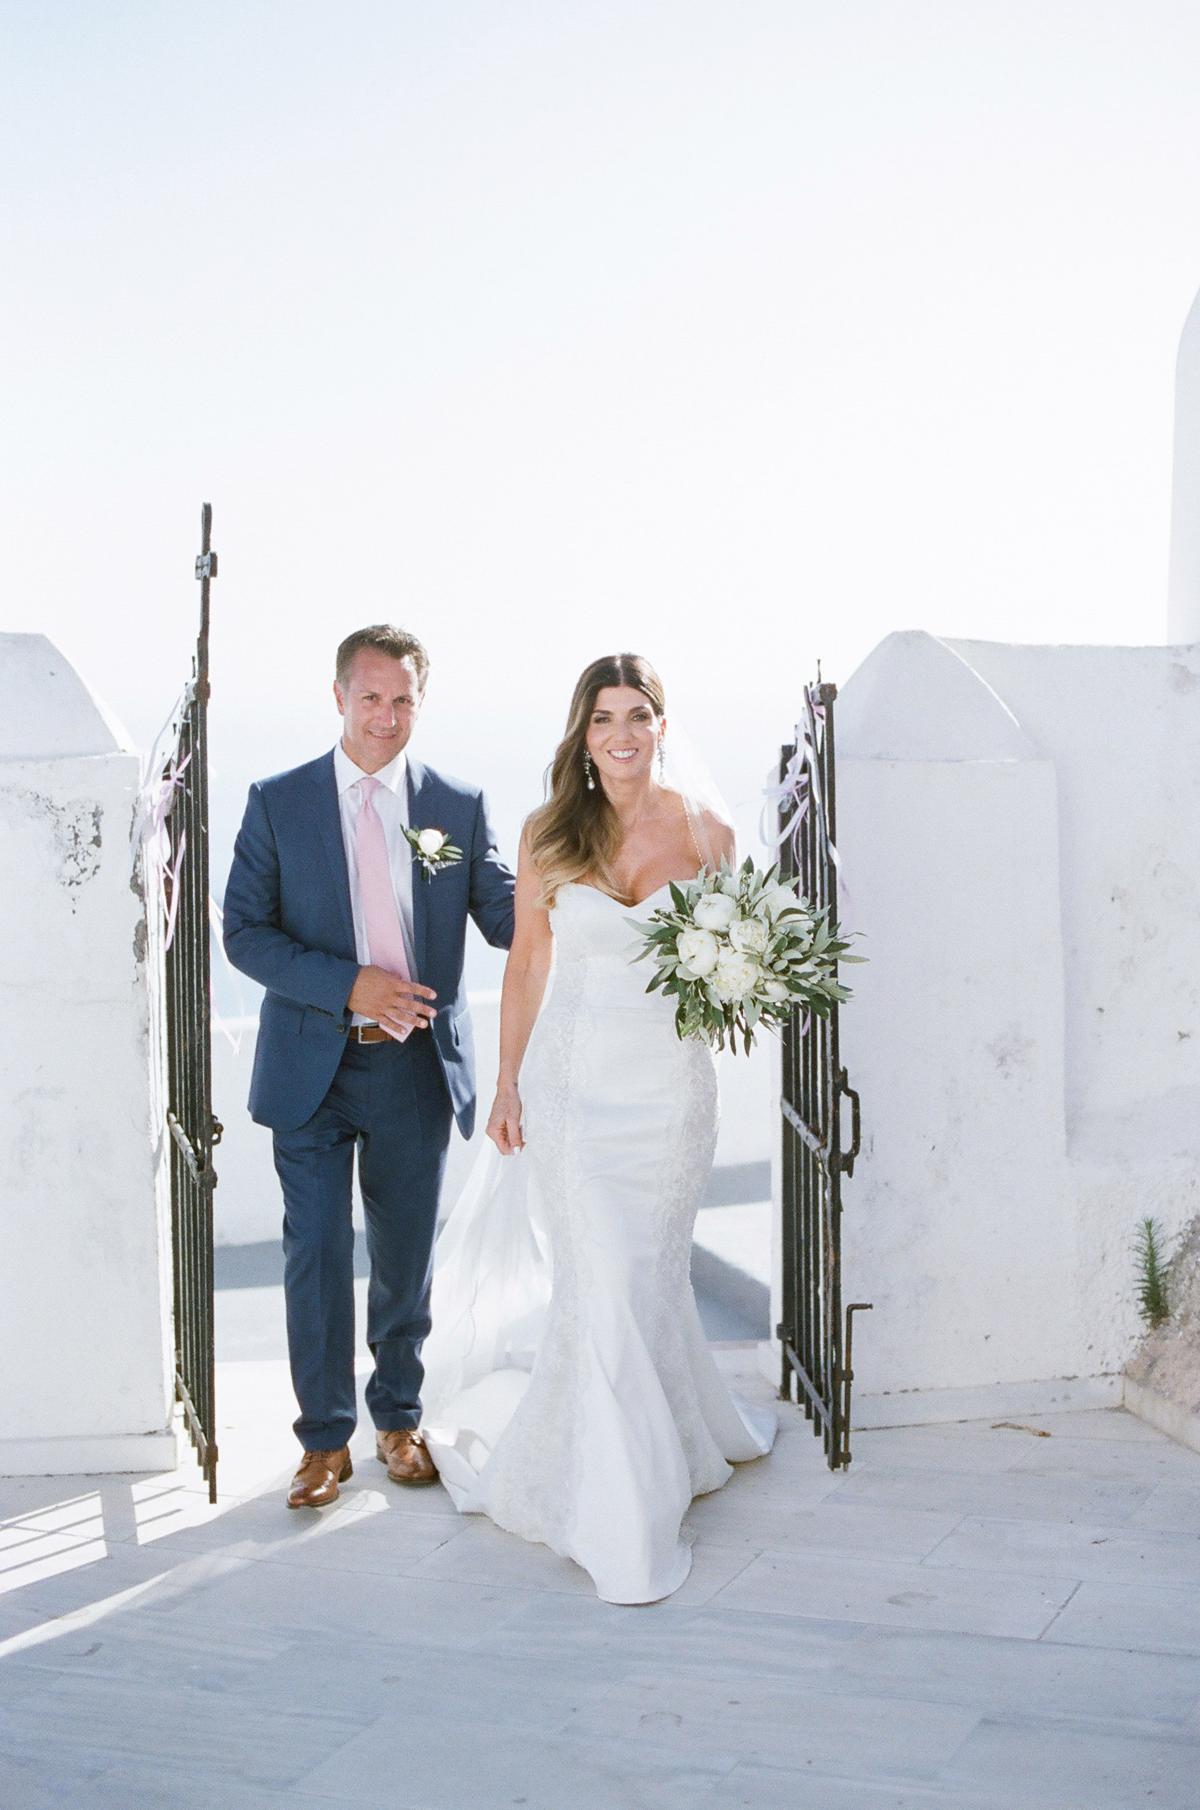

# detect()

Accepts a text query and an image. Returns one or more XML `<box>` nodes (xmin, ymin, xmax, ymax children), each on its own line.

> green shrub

<box><xmin>1134</xmin><ymin>1217</ymin><xmax>1171</xmax><ymax>1328</ymax></box>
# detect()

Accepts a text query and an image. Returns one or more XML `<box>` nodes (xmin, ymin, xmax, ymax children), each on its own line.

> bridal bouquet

<box><xmin>630</xmin><ymin>859</ymin><xmax>860</xmax><ymax>1054</ymax></box>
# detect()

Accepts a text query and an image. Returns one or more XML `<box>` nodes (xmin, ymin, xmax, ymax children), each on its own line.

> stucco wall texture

<box><xmin>824</xmin><ymin>631</ymin><xmax>1199</xmax><ymax>1407</ymax></box>
<box><xmin>0</xmin><ymin>634</ymin><xmax>173</xmax><ymax>1474</ymax></box>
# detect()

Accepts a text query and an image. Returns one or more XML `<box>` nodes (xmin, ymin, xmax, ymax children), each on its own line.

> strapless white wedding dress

<box><xmin>421</xmin><ymin>880</ymin><xmax>776</xmax><ymax>1604</ymax></box>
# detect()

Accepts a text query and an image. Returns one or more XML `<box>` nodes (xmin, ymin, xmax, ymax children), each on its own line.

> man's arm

<box><xmin>467</xmin><ymin>790</ymin><xmax>516</xmax><ymax>951</ymax></box>
<box><xmin>223</xmin><ymin>782</ymin><xmax>360</xmax><ymax>1016</ymax></box>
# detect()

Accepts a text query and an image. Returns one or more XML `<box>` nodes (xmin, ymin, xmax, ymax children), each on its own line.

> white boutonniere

<box><xmin>403</xmin><ymin>824</ymin><xmax>463</xmax><ymax>881</ymax></box>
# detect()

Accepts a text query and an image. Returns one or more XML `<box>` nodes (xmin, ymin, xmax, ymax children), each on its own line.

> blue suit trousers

<box><xmin>271</xmin><ymin>1032</ymin><xmax>453</xmax><ymax>1452</ymax></box>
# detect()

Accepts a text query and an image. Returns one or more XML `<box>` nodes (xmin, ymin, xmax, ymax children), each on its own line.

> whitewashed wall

<box><xmin>1168</xmin><ymin>284</ymin><xmax>1200</xmax><ymax>643</ymax></box>
<box><xmin>801</xmin><ymin>631</ymin><xmax>1200</xmax><ymax>1424</ymax></box>
<box><xmin>0</xmin><ymin>635</ymin><xmax>174</xmax><ymax>1474</ymax></box>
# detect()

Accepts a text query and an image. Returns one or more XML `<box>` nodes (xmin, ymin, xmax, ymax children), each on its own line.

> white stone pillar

<box><xmin>0</xmin><ymin>634</ymin><xmax>175</xmax><ymax>1474</ymax></box>
<box><xmin>826</xmin><ymin>633</ymin><xmax>1076</xmax><ymax>1419</ymax></box>
<box><xmin>1168</xmin><ymin>284</ymin><xmax>1200</xmax><ymax>643</ymax></box>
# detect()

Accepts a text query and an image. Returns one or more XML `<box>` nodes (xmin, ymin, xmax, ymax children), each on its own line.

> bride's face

<box><xmin>585</xmin><ymin>686</ymin><xmax>663</xmax><ymax>786</ymax></box>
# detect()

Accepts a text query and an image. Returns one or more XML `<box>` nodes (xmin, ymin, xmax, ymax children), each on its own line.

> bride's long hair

<box><xmin>528</xmin><ymin>652</ymin><xmax>667</xmax><ymax>907</ymax></box>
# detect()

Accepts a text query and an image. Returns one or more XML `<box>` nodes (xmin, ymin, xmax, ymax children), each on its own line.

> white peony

<box><xmin>712</xmin><ymin>947</ymin><xmax>760</xmax><ymax>1003</ymax></box>
<box><xmin>693</xmin><ymin>890</ymin><xmax>737</xmax><ymax>932</ymax></box>
<box><xmin>728</xmin><ymin>914</ymin><xmax>768</xmax><ymax>955</ymax></box>
<box><xmin>763</xmin><ymin>978</ymin><xmax>790</xmax><ymax>1002</ymax></box>
<box><xmin>417</xmin><ymin>828</ymin><xmax>447</xmax><ymax>857</ymax></box>
<box><xmin>763</xmin><ymin>882</ymin><xmax>799</xmax><ymax>918</ymax></box>
<box><xmin>676</xmin><ymin>925</ymin><xmax>720</xmax><ymax>977</ymax></box>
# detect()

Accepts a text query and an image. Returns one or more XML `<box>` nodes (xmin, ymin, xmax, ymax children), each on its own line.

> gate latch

<box><xmin>836</xmin><ymin>1069</ymin><xmax>862</xmax><ymax>1176</ymax></box>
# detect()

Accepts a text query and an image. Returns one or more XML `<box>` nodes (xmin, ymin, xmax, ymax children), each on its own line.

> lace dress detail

<box><xmin>422</xmin><ymin>881</ymin><xmax>776</xmax><ymax>1604</ymax></box>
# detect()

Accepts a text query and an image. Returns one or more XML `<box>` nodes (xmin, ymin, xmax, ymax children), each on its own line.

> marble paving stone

<box><xmin>0</xmin><ymin>1476</ymin><xmax>135</xmax><ymax>1523</ymax></box>
<box><xmin>10</xmin><ymin>1478</ymin><xmax>315</xmax><ymax>1551</ymax></box>
<box><xmin>5</xmin><ymin>1359</ymin><xmax>1198</xmax><ymax>1810</ymax></box>
<box><xmin>103</xmin><ymin>1484</ymin><xmax>461</xmax><ymax>1574</ymax></box>
<box><xmin>569</xmin><ymin>1671</ymin><xmax>980</xmax><ymax>1781</ymax></box>
<box><xmin>704</xmin><ymin>1450</ymin><xmax>841</xmax><ymax>1512</ymax></box>
<box><xmin>814</xmin><ymin>1622</ymin><xmax>1200</xmax><ymax>1729</ymax></box>
<box><xmin>1011</xmin><ymin>1432</ymin><xmax>1200</xmax><ymax>1484</ymax></box>
<box><xmin>0</xmin><ymin>1520</ymin><xmax>95</xmax><ymax>1561</ymax></box>
<box><xmin>0</xmin><ymin>1599</ymin><xmax>52</xmax><ymax>1645</ymax></box>
<box><xmin>1011</xmin><ymin>1408</ymin><xmax>1175</xmax><ymax>1443</ymax></box>
<box><xmin>0</xmin><ymin>1658</ymin><xmax>59</xmax><ymax>1706</ymax></box>
<box><xmin>0</xmin><ymin>1673</ymin><xmax>368</xmax><ymax>1789</ymax></box>
<box><xmin>119</xmin><ymin>1484</ymin><xmax>377</xmax><ymax>1552</ymax></box>
<box><xmin>694</xmin><ymin>1761</ymin><xmax>1048</xmax><ymax>1810</ymax></box>
<box><xmin>1</xmin><ymin>1765</ymin><xmax>297</xmax><ymax>1810</ymax></box>
<box><xmin>472</xmin><ymin>1595</ymin><xmax>867</xmax><ymax>1677</ymax></box>
<box><xmin>111</xmin><ymin>1479</ymin><xmax>261</xmax><ymax>1546</ymax></box>
<box><xmin>252</xmin><ymin>1506</ymin><xmax>463</xmax><ymax>1576</ymax></box>
<box><xmin>850</xmin><ymin>1426</ymin><xmax>1048</xmax><ymax>1475</ymax></box>
<box><xmin>1126</xmin><ymin>1480</ymin><xmax>1200</xmax><ymax>1535</ymax></box>
<box><xmin>301</xmin><ymin>1719</ymin><xmax>739</xmax><ymax>1810</ymax></box>
<box><xmin>940</xmin><ymin>1712</ymin><xmax>1200</xmax><ymax>1810</ymax></box>
<box><xmin>1</xmin><ymin>1611</ymin><xmax>293</xmax><ymax>1686</ymax></box>
<box><xmin>710</xmin><ymin>1547</ymin><xmax>1075</xmax><ymax>1638</ymax></box>
<box><xmin>3</xmin><ymin>1540</ymin><xmax>250</xmax><ymax>1625</ymax></box>
<box><xmin>683</xmin><ymin>1493</ymin><xmax>962</xmax><ymax>1560</ymax></box>
<box><xmin>685</xmin><ymin>1458</ymin><xmax>844</xmax><ymax>1520</ymax></box>
<box><xmin>704</xmin><ymin>1442</ymin><xmax>844</xmax><ymax>1495</ymax></box>
<box><xmin>1</xmin><ymin>1476</ymin><xmax>250</xmax><ymax>1545</ymax></box>
<box><xmin>833</xmin><ymin>1460</ymin><xmax>1154</xmax><ymax>1527</ymax></box>
<box><xmin>364</xmin><ymin>1481</ymin><xmax>463</xmax><ymax>1522</ymax></box>
<box><xmin>403</xmin><ymin>1515</ymin><xmax>758</xmax><ymax>1605</ymax></box>
<box><xmin>0</xmin><ymin>1750</ymin><xmax>115</xmax><ymax>1810</ymax></box>
<box><xmin>1042</xmin><ymin>1577</ymin><xmax>1200</xmax><ymax>1654</ymax></box>
<box><xmin>145</xmin><ymin>1558</ymin><xmax>544</xmax><ymax>1651</ymax></box>
<box><xmin>249</xmin><ymin>1635</ymin><xmax>618</xmax><ymax>1742</ymax></box>
<box><xmin>925</xmin><ymin>1513</ymin><xmax>1200</xmax><ymax>1586</ymax></box>
<box><xmin>0</xmin><ymin>1533</ymin><xmax>115</xmax><ymax>1598</ymax></box>
<box><xmin>0</xmin><ymin>1751</ymin><xmax>396</xmax><ymax>1810</ymax></box>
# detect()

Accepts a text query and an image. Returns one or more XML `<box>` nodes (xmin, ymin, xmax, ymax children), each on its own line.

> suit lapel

<box><xmin>315</xmin><ymin>751</ymin><xmax>356</xmax><ymax>958</ymax></box>
<box><xmin>406</xmin><ymin>756</ymin><xmax>432</xmax><ymax>977</ymax></box>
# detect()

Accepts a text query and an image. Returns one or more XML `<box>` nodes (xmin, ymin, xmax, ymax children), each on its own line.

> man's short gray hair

<box><xmin>335</xmin><ymin>625</ymin><xmax>430</xmax><ymax>690</ymax></box>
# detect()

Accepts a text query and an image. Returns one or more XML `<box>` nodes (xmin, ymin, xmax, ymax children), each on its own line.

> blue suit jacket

<box><xmin>223</xmin><ymin>750</ymin><xmax>515</xmax><ymax>1137</ymax></box>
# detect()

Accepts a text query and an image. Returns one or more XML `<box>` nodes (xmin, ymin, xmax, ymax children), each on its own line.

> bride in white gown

<box><xmin>421</xmin><ymin>653</ymin><xmax>775</xmax><ymax>1604</ymax></box>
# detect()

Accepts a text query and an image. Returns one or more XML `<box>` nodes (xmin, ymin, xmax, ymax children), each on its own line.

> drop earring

<box><xmin>657</xmin><ymin>739</ymin><xmax>666</xmax><ymax>780</ymax></box>
<box><xmin>584</xmin><ymin>750</ymin><xmax>595</xmax><ymax>791</ymax></box>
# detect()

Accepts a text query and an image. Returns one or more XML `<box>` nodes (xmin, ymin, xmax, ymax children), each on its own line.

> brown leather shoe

<box><xmin>287</xmin><ymin>1447</ymin><xmax>352</xmax><ymax>1509</ymax></box>
<box><xmin>376</xmin><ymin>1428</ymin><xmax>437</xmax><ymax>1485</ymax></box>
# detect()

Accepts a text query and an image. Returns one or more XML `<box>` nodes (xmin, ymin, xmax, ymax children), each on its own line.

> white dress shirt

<box><xmin>333</xmin><ymin>740</ymin><xmax>417</xmax><ymax>1024</ymax></box>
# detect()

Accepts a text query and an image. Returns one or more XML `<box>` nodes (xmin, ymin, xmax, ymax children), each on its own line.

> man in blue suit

<box><xmin>224</xmin><ymin>626</ymin><xmax>515</xmax><ymax>1508</ymax></box>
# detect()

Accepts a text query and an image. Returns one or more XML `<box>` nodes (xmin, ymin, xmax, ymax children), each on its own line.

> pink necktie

<box><xmin>356</xmin><ymin>776</ymin><xmax>412</xmax><ymax>1037</ymax></box>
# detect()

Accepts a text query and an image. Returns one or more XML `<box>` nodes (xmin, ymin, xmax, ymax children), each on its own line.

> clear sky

<box><xmin>4</xmin><ymin>2</ymin><xmax>1199</xmax><ymax>986</ymax></box>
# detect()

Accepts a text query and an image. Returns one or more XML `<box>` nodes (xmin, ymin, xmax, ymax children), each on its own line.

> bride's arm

<box><xmin>486</xmin><ymin>828</ymin><xmax>552</xmax><ymax>1155</ymax></box>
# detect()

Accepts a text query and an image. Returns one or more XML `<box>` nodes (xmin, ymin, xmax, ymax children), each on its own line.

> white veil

<box><xmin>659</xmin><ymin>718</ymin><xmax>737</xmax><ymax>872</ymax></box>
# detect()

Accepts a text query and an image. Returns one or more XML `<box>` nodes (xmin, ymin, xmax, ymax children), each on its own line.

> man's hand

<box><xmin>346</xmin><ymin>966</ymin><xmax>437</xmax><ymax>1037</ymax></box>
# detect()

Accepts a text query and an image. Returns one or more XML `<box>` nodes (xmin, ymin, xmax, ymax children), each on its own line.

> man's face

<box><xmin>334</xmin><ymin>651</ymin><xmax>424</xmax><ymax>773</ymax></box>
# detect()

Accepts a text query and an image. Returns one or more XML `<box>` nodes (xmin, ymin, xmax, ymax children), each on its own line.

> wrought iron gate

<box><xmin>777</xmin><ymin>681</ymin><xmax>871</xmax><ymax>1469</ymax></box>
<box><xmin>161</xmin><ymin>504</ymin><xmax>222</xmax><ymax>1501</ymax></box>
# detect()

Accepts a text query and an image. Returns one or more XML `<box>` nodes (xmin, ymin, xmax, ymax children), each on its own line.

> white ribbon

<box><xmin>761</xmin><ymin>685</ymin><xmax>842</xmax><ymax>883</ymax></box>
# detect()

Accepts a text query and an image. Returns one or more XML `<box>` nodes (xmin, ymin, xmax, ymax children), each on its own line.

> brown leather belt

<box><xmin>348</xmin><ymin>1024</ymin><xmax>393</xmax><ymax>1044</ymax></box>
